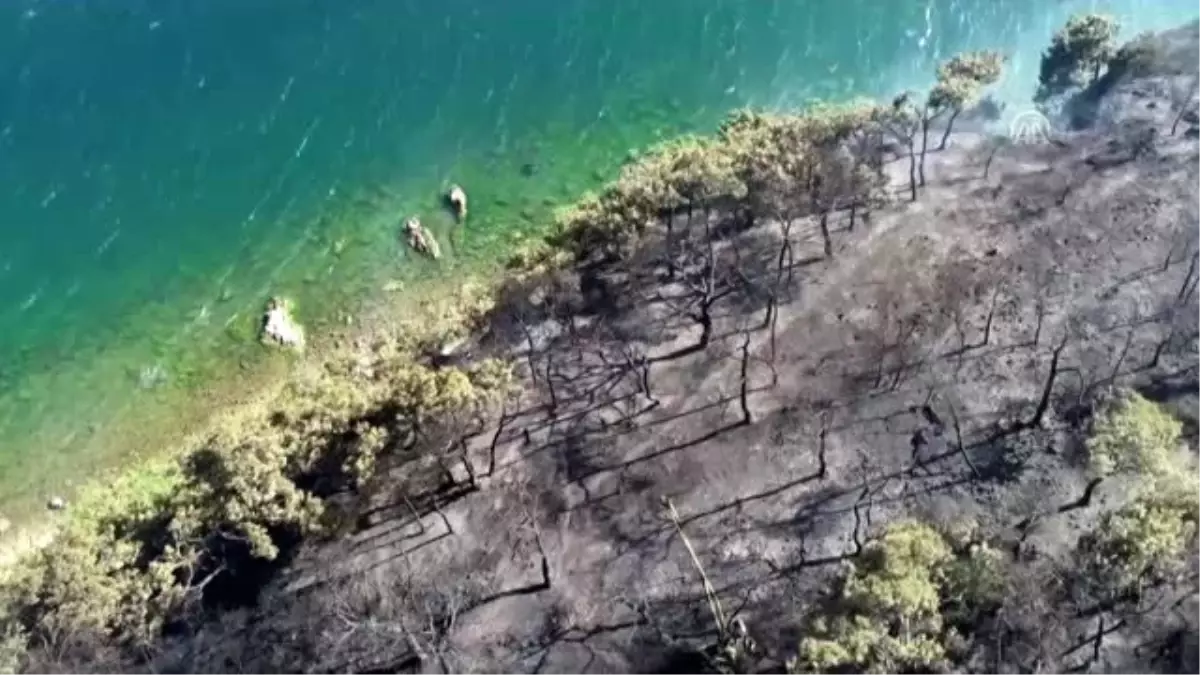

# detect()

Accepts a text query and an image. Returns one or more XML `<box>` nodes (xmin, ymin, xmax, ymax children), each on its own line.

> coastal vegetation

<box><xmin>0</xmin><ymin>13</ymin><xmax>1197</xmax><ymax>674</ymax></box>
<box><xmin>1036</xmin><ymin>13</ymin><xmax>1120</xmax><ymax>103</ymax></box>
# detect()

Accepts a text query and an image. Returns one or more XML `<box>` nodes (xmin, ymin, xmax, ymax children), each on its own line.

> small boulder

<box><xmin>446</xmin><ymin>184</ymin><xmax>468</xmax><ymax>221</ymax></box>
<box><xmin>260</xmin><ymin>296</ymin><xmax>305</xmax><ymax>350</ymax></box>
<box><xmin>404</xmin><ymin>217</ymin><xmax>441</xmax><ymax>260</ymax></box>
<box><xmin>138</xmin><ymin>363</ymin><xmax>168</xmax><ymax>390</ymax></box>
<box><xmin>47</xmin><ymin>496</ymin><xmax>65</xmax><ymax>511</ymax></box>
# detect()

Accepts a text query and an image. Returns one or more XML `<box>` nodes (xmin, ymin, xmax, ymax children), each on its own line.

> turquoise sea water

<box><xmin>0</xmin><ymin>0</ymin><xmax>1195</xmax><ymax>509</ymax></box>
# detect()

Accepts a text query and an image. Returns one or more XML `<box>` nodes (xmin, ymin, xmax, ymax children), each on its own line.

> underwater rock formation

<box><xmin>446</xmin><ymin>184</ymin><xmax>468</xmax><ymax>221</ymax></box>
<box><xmin>404</xmin><ymin>216</ymin><xmax>442</xmax><ymax>259</ymax></box>
<box><xmin>260</xmin><ymin>296</ymin><xmax>305</xmax><ymax>349</ymax></box>
<box><xmin>137</xmin><ymin>363</ymin><xmax>168</xmax><ymax>390</ymax></box>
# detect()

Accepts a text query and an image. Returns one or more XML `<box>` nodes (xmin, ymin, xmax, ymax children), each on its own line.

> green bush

<box><xmin>0</xmin><ymin>622</ymin><xmax>26</xmax><ymax>675</ymax></box>
<box><xmin>942</xmin><ymin>542</ymin><xmax>1007</xmax><ymax>625</ymax></box>
<box><xmin>1080</xmin><ymin>492</ymin><xmax>1198</xmax><ymax>596</ymax></box>
<box><xmin>0</xmin><ymin>349</ymin><xmax>512</xmax><ymax>662</ymax></box>
<box><xmin>1087</xmin><ymin>389</ymin><xmax>1192</xmax><ymax>494</ymax></box>
<box><xmin>1078</xmin><ymin>389</ymin><xmax>1198</xmax><ymax>600</ymax></box>
<box><xmin>1107</xmin><ymin>31</ymin><xmax>1166</xmax><ymax>78</ymax></box>
<box><xmin>791</xmin><ymin>522</ymin><xmax>1010</xmax><ymax>674</ymax></box>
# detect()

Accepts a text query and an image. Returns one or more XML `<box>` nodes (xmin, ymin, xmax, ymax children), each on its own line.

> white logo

<box><xmin>1009</xmin><ymin>110</ymin><xmax>1053</xmax><ymax>145</ymax></box>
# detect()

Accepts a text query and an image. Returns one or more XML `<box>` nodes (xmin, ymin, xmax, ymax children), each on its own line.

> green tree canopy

<box><xmin>929</xmin><ymin>51</ymin><xmax>1006</xmax><ymax>112</ymax></box>
<box><xmin>1036</xmin><ymin>13</ymin><xmax>1120</xmax><ymax>102</ymax></box>
<box><xmin>1080</xmin><ymin>491</ymin><xmax>1199</xmax><ymax>597</ymax></box>
<box><xmin>792</xmin><ymin>521</ymin><xmax>1009</xmax><ymax>674</ymax></box>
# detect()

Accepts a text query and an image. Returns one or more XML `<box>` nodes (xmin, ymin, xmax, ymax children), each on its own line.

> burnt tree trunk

<box><xmin>817</xmin><ymin>426</ymin><xmax>829</xmax><ymax>479</ymax></box>
<box><xmin>907</xmin><ymin>139</ymin><xmax>919</xmax><ymax>201</ymax></box>
<box><xmin>666</xmin><ymin>212</ymin><xmax>677</xmax><ymax>281</ymax></box>
<box><xmin>767</xmin><ymin>295</ymin><xmax>779</xmax><ymax>387</ymax></box>
<box><xmin>1108</xmin><ymin>327</ymin><xmax>1136</xmax><ymax>384</ymax></box>
<box><xmin>819</xmin><ymin>210</ymin><xmax>833</xmax><ymax>258</ymax></box>
<box><xmin>1028</xmin><ymin>333</ymin><xmax>1069</xmax><ymax>428</ymax></box>
<box><xmin>984</xmin><ymin>141</ymin><xmax>1002</xmax><ymax>180</ymax></box>
<box><xmin>939</xmin><ymin>107</ymin><xmax>961</xmax><ymax>150</ymax></box>
<box><xmin>981</xmin><ymin>288</ymin><xmax>1001</xmax><ymax>347</ymax></box>
<box><xmin>1030</xmin><ymin>298</ymin><xmax>1047</xmax><ymax>348</ymax></box>
<box><xmin>545</xmin><ymin>344</ymin><xmax>558</xmax><ymax>414</ymax></box>
<box><xmin>778</xmin><ymin>218</ymin><xmax>796</xmax><ymax>285</ymax></box>
<box><xmin>1177</xmin><ymin>252</ymin><xmax>1198</xmax><ymax>305</ymax></box>
<box><xmin>1058</xmin><ymin>477</ymin><xmax>1104</xmax><ymax>514</ymax></box>
<box><xmin>697</xmin><ymin>218</ymin><xmax>719</xmax><ymax>350</ymax></box>
<box><xmin>739</xmin><ymin>330</ymin><xmax>754</xmax><ymax>426</ymax></box>
<box><xmin>918</xmin><ymin>114</ymin><xmax>930</xmax><ymax>187</ymax></box>
<box><xmin>1149</xmin><ymin>324</ymin><xmax>1176</xmax><ymax>369</ymax></box>
<box><xmin>487</xmin><ymin>403</ymin><xmax>508</xmax><ymax>477</ymax></box>
<box><xmin>949</xmin><ymin>401</ymin><xmax>981</xmax><ymax>479</ymax></box>
<box><xmin>1171</xmin><ymin>77</ymin><xmax>1199</xmax><ymax>136</ymax></box>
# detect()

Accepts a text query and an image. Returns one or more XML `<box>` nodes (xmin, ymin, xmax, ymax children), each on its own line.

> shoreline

<box><xmin>0</xmin><ymin>82</ymin><xmax>715</xmax><ymax>530</ymax></box>
<box><xmin>0</xmin><ymin>55</ymin><xmax>752</xmax><ymax>537</ymax></box>
<box><xmin>2</xmin><ymin>17</ymin><xmax>1194</xmax><ymax>553</ymax></box>
<box><xmin>0</xmin><ymin>258</ymin><xmax>503</xmax><ymax>562</ymax></box>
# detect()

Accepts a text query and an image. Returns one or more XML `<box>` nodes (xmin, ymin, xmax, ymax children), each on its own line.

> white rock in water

<box><xmin>138</xmin><ymin>362</ymin><xmax>168</xmax><ymax>390</ymax></box>
<box><xmin>447</xmin><ymin>184</ymin><xmax>468</xmax><ymax>219</ymax></box>
<box><xmin>261</xmin><ymin>298</ymin><xmax>305</xmax><ymax>349</ymax></box>
<box><xmin>47</xmin><ymin>496</ymin><xmax>65</xmax><ymax>511</ymax></box>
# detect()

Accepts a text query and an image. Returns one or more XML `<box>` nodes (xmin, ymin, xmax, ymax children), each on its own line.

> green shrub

<box><xmin>0</xmin><ymin>346</ymin><xmax>512</xmax><ymax>662</ymax></box>
<box><xmin>792</xmin><ymin>522</ymin><xmax>1009</xmax><ymax>674</ymax></box>
<box><xmin>1078</xmin><ymin>389</ymin><xmax>1198</xmax><ymax>600</ymax></box>
<box><xmin>1087</xmin><ymin>390</ymin><xmax>1183</xmax><ymax>479</ymax></box>
<box><xmin>942</xmin><ymin>542</ymin><xmax>1007</xmax><ymax>625</ymax></box>
<box><xmin>0</xmin><ymin>622</ymin><xmax>26</xmax><ymax>675</ymax></box>
<box><xmin>1107</xmin><ymin>31</ymin><xmax>1166</xmax><ymax>78</ymax></box>
<box><xmin>1080</xmin><ymin>492</ymin><xmax>1198</xmax><ymax>596</ymax></box>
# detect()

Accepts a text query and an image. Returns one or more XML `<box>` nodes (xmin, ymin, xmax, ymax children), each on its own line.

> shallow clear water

<box><xmin>0</xmin><ymin>0</ymin><xmax>1195</xmax><ymax>507</ymax></box>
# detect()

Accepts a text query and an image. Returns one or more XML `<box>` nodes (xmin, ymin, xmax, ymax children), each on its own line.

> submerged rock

<box><xmin>138</xmin><ymin>363</ymin><xmax>168</xmax><ymax>390</ymax></box>
<box><xmin>260</xmin><ymin>296</ymin><xmax>305</xmax><ymax>350</ymax></box>
<box><xmin>404</xmin><ymin>216</ymin><xmax>441</xmax><ymax>260</ymax></box>
<box><xmin>446</xmin><ymin>184</ymin><xmax>468</xmax><ymax>221</ymax></box>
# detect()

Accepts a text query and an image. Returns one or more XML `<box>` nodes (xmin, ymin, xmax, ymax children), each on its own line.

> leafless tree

<box><xmin>1170</xmin><ymin>75</ymin><xmax>1199</xmax><ymax>136</ymax></box>
<box><xmin>1028</xmin><ymin>331</ymin><xmax>1070</xmax><ymax>428</ymax></box>
<box><xmin>881</xmin><ymin>94</ymin><xmax>922</xmax><ymax>202</ymax></box>
<box><xmin>738</xmin><ymin>329</ymin><xmax>754</xmax><ymax>426</ymax></box>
